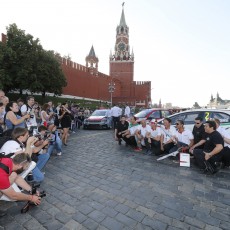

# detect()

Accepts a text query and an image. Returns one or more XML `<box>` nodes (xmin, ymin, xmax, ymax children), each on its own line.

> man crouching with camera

<box><xmin>0</xmin><ymin>153</ymin><xmax>41</xmax><ymax>205</ymax></box>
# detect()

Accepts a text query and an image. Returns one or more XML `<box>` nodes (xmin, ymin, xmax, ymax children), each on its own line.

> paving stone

<box><xmin>142</xmin><ymin>216</ymin><xmax>167</xmax><ymax>230</ymax></box>
<box><xmin>77</xmin><ymin>204</ymin><xmax>94</xmax><ymax>215</ymax></box>
<box><xmin>126</xmin><ymin>209</ymin><xmax>145</xmax><ymax>222</ymax></box>
<box><xmin>220</xmin><ymin>221</ymin><xmax>230</xmax><ymax>230</ymax></box>
<box><xmin>101</xmin><ymin>217</ymin><xmax>124</xmax><ymax>230</ymax></box>
<box><xmin>184</xmin><ymin>216</ymin><xmax>206</xmax><ymax>229</ymax></box>
<box><xmin>115</xmin><ymin>213</ymin><xmax>137</xmax><ymax>227</ymax></box>
<box><xmin>55</xmin><ymin>212</ymin><xmax>72</xmax><ymax>224</ymax></box>
<box><xmin>43</xmin><ymin>219</ymin><xmax>63</xmax><ymax>230</ymax></box>
<box><xmin>23</xmin><ymin>218</ymin><xmax>45</xmax><ymax>230</ymax></box>
<box><xmin>101</xmin><ymin>206</ymin><xmax>118</xmax><ymax>218</ymax></box>
<box><xmin>88</xmin><ymin>210</ymin><xmax>106</xmax><ymax>223</ymax></box>
<box><xmin>196</xmin><ymin>211</ymin><xmax>221</xmax><ymax>226</ymax></box>
<box><xmin>4</xmin><ymin>221</ymin><xmax>24</xmax><ymax>230</ymax></box>
<box><xmin>72</xmin><ymin>212</ymin><xmax>88</xmax><ymax>224</ymax></box>
<box><xmin>114</xmin><ymin>203</ymin><xmax>130</xmax><ymax>214</ymax></box>
<box><xmin>82</xmin><ymin>218</ymin><xmax>99</xmax><ymax>230</ymax></box>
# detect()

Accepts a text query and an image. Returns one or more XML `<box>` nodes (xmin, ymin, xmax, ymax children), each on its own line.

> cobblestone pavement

<box><xmin>1</xmin><ymin>129</ymin><xmax>230</xmax><ymax>230</ymax></box>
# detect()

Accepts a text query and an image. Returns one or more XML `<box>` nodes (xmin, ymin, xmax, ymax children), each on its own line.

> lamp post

<box><xmin>108</xmin><ymin>80</ymin><xmax>115</xmax><ymax>106</ymax></box>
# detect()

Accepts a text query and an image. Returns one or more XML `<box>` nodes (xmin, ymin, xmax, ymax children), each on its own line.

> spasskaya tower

<box><xmin>109</xmin><ymin>4</ymin><xmax>135</xmax><ymax>99</ymax></box>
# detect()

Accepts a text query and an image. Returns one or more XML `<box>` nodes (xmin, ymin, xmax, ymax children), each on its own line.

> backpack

<box><xmin>0</xmin><ymin>129</ymin><xmax>13</xmax><ymax>149</ymax></box>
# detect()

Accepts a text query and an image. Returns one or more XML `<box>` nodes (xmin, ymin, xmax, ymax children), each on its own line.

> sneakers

<box><xmin>134</xmin><ymin>147</ymin><xmax>142</xmax><ymax>152</ymax></box>
<box><xmin>57</xmin><ymin>152</ymin><xmax>62</xmax><ymax>156</ymax></box>
<box><xmin>145</xmin><ymin>150</ymin><xmax>152</xmax><ymax>155</ymax></box>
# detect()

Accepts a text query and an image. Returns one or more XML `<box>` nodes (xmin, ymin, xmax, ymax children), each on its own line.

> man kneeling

<box><xmin>0</xmin><ymin>153</ymin><xmax>41</xmax><ymax>204</ymax></box>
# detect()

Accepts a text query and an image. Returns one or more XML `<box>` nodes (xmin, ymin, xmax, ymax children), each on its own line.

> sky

<box><xmin>1</xmin><ymin>0</ymin><xmax>230</xmax><ymax>108</ymax></box>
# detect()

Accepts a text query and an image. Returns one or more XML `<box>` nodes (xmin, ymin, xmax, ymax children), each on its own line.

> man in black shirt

<box><xmin>193</xmin><ymin>120</ymin><xmax>224</xmax><ymax>172</ymax></box>
<box><xmin>114</xmin><ymin>115</ymin><xmax>129</xmax><ymax>145</ymax></box>
<box><xmin>189</xmin><ymin>117</ymin><xmax>207</xmax><ymax>154</ymax></box>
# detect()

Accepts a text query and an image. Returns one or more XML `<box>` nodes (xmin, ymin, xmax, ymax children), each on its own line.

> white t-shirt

<box><xmin>217</xmin><ymin>126</ymin><xmax>230</xmax><ymax>148</ymax></box>
<box><xmin>175</xmin><ymin>129</ymin><xmax>194</xmax><ymax>145</ymax></box>
<box><xmin>111</xmin><ymin>106</ymin><xmax>121</xmax><ymax>117</ymax></box>
<box><xmin>161</xmin><ymin>126</ymin><xmax>177</xmax><ymax>143</ymax></box>
<box><xmin>139</xmin><ymin>125</ymin><xmax>151</xmax><ymax>137</ymax></box>
<box><xmin>149</xmin><ymin>127</ymin><xmax>162</xmax><ymax>138</ymax></box>
<box><xmin>0</xmin><ymin>140</ymin><xmax>24</xmax><ymax>157</ymax></box>
<box><xmin>129</xmin><ymin>124</ymin><xmax>141</xmax><ymax>135</ymax></box>
<box><xmin>21</xmin><ymin>104</ymin><xmax>37</xmax><ymax>126</ymax></box>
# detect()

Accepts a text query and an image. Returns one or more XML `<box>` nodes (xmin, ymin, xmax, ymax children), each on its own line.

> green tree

<box><xmin>0</xmin><ymin>23</ymin><xmax>67</xmax><ymax>97</ymax></box>
<box><xmin>4</xmin><ymin>23</ymin><xmax>43</xmax><ymax>93</ymax></box>
<box><xmin>31</xmin><ymin>50</ymin><xmax>67</xmax><ymax>98</ymax></box>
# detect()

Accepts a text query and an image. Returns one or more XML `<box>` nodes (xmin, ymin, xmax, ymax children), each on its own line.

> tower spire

<box><xmin>86</xmin><ymin>45</ymin><xmax>99</xmax><ymax>75</ymax></box>
<box><xmin>120</xmin><ymin>3</ymin><xmax>127</xmax><ymax>27</ymax></box>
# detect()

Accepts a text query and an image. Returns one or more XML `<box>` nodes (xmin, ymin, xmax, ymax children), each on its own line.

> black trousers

<box><xmin>193</xmin><ymin>149</ymin><xmax>224</xmax><ymax>169</ymax></box>
<box><xmin>144</xmin><ymin>138</ymin><xmax>161</xmax><ymax>155</ymax></box>
<box><xmin>222</xmin><ymin>147</ymin><xmax>230</xmax><ymax>166</ymax></box>
<box><xmin>162</xmin><ymin>142</ymin><xmax>175</xmax><ymax>154</ymax></box>
<box><xmin>112</xmin><ymin>116</ymin><xmax>120</xmax><ymax>129</ymax></box>
<box><xmin>123</xmin><ymin>136</ymin><xmax>137</xmax><ymax>147</ymax></box>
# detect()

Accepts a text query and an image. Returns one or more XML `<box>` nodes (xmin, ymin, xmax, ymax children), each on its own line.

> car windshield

<box><xmin>135</xmin><ymin>109</ymin><xmax>152</xmax><ymax>118</ymax></box>
<box><xmin>91</xmin><ymin>110</ymin><xmax>107</xmax><ymax>116</ymax></box>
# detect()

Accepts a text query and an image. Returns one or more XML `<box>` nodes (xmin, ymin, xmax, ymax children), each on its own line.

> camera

<box><xmin>21</xmin><ymin>183</ymin><xmax>46</xmax><ymax>214</ymax></box>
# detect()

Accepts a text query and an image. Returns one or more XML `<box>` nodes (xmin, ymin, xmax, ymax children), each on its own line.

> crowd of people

<box><xmin>114</xmin><ymin>113</ymin><xmax>230</xmax><ymax>174</ymax></box>
<box><xmin>1</xmin><ymin>95</ymin><xmax>230</xmax><ymax>217</ymax></box>
<box><xmin>0</xmin><ymin>90</ymin><xmax>91</xmax><ymax>211</ymax></box>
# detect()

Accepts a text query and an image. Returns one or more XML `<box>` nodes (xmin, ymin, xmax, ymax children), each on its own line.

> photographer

<box><xmin>0</xmin><ymin>127</ymin><xmax>47</xmax><ymax>182</ymax></box>
<box><xmin>4</xmin><ymin>101</ymin><xmax>30</xmax><ymax>130</ymax></box>
<box><xmin>0</xmin><ymin>153</ymin><xmax>41</xmax><ymax>205</ymax></box>
<box><xmin>20</xmin><ymin>96</ymin><xmax>37</xmax><ymax>129</ymax></box>
<box><xmin>38</xmin><ymin>125</ymin><xmax>62</xmax><ymax>156</ymax></box>
<box><xmin>40</xmin><ymin>103</ymin><xmax>54</xmax><ymax>128</ymax></box>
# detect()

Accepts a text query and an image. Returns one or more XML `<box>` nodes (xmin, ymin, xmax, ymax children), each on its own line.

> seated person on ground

<box><xmin>0</xmin><ymin>153</ymin><xmax>41</xmax><ymax>204</ymax></box>
<box><xmin>114</xmin><ymin>115</ymin><xmax>129</xmax><ymax>145</ymax></box>
<box><xmin>189</xmin><ymin>117</ymin><xmax>206</xmax><ymax>154</ymax></box>
<box><xmin>144</xmin><ymin>120</ymin><xmax>162</xmax><ymax>155</ymax></box>
<box><xmin>214</xmin><ymin>118</ymin><xmax>230</xmax><ymax>167</ymax></box>
<box><xmin>160</xmin><ymin>118</ymin><xmax>177</xmax><ymax>154</ymax></box>
<box><xmin>169</xmin><ymin>120</ymin><xmax>194</xmax><ymax>154</ymax></box>
<box><xmin>193</xmin><ymin>120</ymin><xmax>224</xmax><ymax>173</ymax></box>
<box><xmin>122</xmin><ymin>116</ymin><xmax>141</xmax><ymax>151</ymax></box>
<box><xmin>136</xmin><ymin>119</ymin><xmax>151</xmax><ymax>151</ymax></box>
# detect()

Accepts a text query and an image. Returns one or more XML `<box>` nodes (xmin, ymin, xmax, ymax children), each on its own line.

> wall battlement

<box><xmin>134</xmin><ymin>81</ymin><xmax>151</xmax><ymax>86</ymax></box>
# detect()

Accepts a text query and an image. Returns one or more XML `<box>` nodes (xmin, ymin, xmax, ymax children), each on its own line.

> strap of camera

<box><xmin>0</xmin><ymin>162</ymin><xmax>9</xmax><ymax>174</ymax></box>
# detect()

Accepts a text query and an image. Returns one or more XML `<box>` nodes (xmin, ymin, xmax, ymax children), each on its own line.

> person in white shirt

<box><xmin>145</xmin><ymin>121</ymin><xmax>162</xmax><ymax>155</ymax></box>
<box><xmin>20</xmin><ymin>96</ymin><xmax>37</xmax><ymax>129</ymax></box>
<box><xmin>122</xmin><ymin>116</ymin><xmax>141</xmax><ymax>151</ymax></box>
<box><xmin>106</xmin><ymin>107</ymin><xmax>112</xmax><ymax>129</ymax></box>
<box><xmin>110</xmin><ymin>104</ymin><xmax>121</xmax><ymax>129</ymax></box>
<box><xmin>136</xmin><ymin>119</ymin><xmax>151</xmax><ymax>148</ymax></box>
<box><xmin>124</xmin><ymin>104</ymin><xmax>130</xmax><ymax>118</ymax></box>
<box><xmin>214</xmin><ymin>118</ymin><xmax>230</xmax><ymax>167</ymax></box>
<box><xmin>169</xmin><ymin>119</ymin><xmax>194</xmax><ymax>154</ymax></box>
<box><xmin>160</xmin><ymin>118</ymin><xmax>177</xmax><ymax>154</ymax></box>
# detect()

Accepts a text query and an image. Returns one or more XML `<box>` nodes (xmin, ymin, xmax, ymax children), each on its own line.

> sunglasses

<box><xmin>195</xmin><ymin>122</ymin><xmax>201</xmax><ymax>125</ymax></box>
<box><xmin>175</xmin><ymin>123</ymin><xmax>180</xmax><ymax>125</ymax></box>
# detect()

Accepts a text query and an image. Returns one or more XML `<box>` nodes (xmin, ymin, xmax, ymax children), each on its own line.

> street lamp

<box><xmin>108</xmin><ymin>80</ymin><xmax>115</xmax><ymax>106</ymax></box>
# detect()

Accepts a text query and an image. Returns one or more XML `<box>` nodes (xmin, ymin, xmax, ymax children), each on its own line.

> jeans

<box><xmin>32</xmin><ymin>166</ymin><xmax>44</xmax><ymax>182</ymax></box>
<box><xmin>47</xmin><ymin>131</ymin><xmax>62</xmax><ymax>156</ymax></box>
<box><xmin>37</xmin><ymin>153</ymin><xmax>50</xmax><ymax>170</ymax></box>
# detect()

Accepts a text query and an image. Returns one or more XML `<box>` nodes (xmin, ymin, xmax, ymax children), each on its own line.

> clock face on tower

<box><xmin>118</xmin><ymin>42</ymin><xmax>125</xmax><ymax>51</ymax></box>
